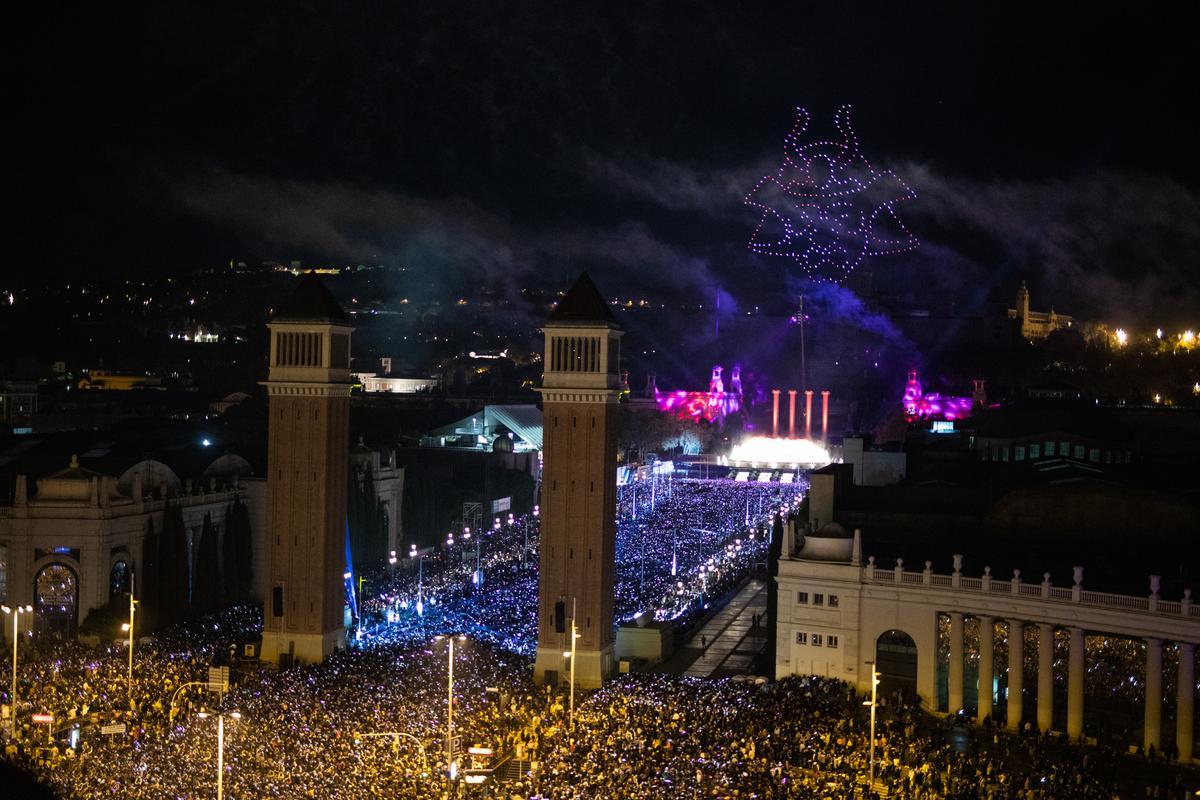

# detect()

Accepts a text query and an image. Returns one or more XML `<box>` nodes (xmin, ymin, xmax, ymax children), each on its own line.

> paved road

<box><xmin>680</xmin><ymin>578</ymin><xmax>769</xmax><ymax>678</ymax></box>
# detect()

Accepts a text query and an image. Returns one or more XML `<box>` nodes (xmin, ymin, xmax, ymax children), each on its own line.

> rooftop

<box><xmin>547</xmin><ymin>272</ymin><xmax>615</xmax><ymax>324</ymax></box>
<box><xmin>273</xmin><ymin>272</ymin><xmax>350</xmax><ymax>323</ymax></box>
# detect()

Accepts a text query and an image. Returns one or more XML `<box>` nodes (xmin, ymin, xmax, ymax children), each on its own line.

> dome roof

<box><xmin>491</xmin><ymin>434</ymin><xmax>515</xmax><ymax>453</ymax></box>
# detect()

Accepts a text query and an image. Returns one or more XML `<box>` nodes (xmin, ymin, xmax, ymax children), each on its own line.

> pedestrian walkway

<box><xmin>682</xmin><ymin>578</ymin><xmax>768</xmax><ymax>678</ymax></box>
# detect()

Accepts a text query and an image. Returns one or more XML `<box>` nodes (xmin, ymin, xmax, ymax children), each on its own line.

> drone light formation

<box><xmin>744</xmin><ymin>104</ymin><xmax>918</xmax><ymax>281</ymax></box>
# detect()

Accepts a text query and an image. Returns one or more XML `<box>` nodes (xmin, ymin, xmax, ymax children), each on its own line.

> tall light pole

<box><xmin>863</xmin><ymin>661</ymin><xmax>880</xmax><ymax>789</ymax></box>
<box><xmin>120</xmin><ymin>574</ymin><xmax>138</xmax><ymax>705</ymax></box>
<box><xmin>196</xmin><ymin>707</ymin><xmax>240</xmax><ymax>800</ymax></box>
<box><xmin>436</xmin><ymin>634</ymin><xmax>466</xmax><ymax>782</ymax></box>
<box><xmin>410</xmin><ymin>544</ymin><xmax>425</xmax><ymax>617</ymax></box>
<box><xmin>566</xmin><ymin>598</ymin><xmax>578</xmax><ymax>730</ymax></box>
<box><xmin>671</xmin><ymin>529</ymin><xmax>677</xmax><ymax>577</ymax></box>
<box><xmin>3</xmin><ymin>604</ymin><xmax>32</xmax><ymax>743</ymax></box>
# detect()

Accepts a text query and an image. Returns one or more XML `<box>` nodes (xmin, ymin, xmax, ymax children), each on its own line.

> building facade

<box><xmin>775</xmin><ymin>525</ymin><xmax>1200</xmax><ymax>760</ymax></box>
<box><xmin>0</xmin><ymin>456</ymin><xmax>262</xmax><ymax>641</ymax></box>
<box><xmin>260</xmin><ymin>273</ymin><xmax>355</xmax><ymax>666</ymax></box>
<box><xmin>1007</xmin><ymin>281</ymin><xmax>1074</xmax><ymax>340</ymax></box>
<box><xmin>533</xmin><ymin>273</ymin><xmax>622</xmax><ymax>689</ymax></box>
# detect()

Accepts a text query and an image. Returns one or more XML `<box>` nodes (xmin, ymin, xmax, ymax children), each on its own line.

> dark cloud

<box><xmin>906</xmin><ymin>165</ymin><xmax>1200</xmax><ymax>324</ymax></box>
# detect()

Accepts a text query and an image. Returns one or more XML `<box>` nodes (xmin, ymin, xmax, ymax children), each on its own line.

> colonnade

<box><xmin>943</xmin><ymin>612</ymin><xmax>1197</xmax><ymax>760</ymax></box>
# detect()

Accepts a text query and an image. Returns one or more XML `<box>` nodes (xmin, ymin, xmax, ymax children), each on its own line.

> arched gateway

<box><xmin>876</xmin><ymin>629</ymin><xmax>918</xmax><ymax>703</ymax></box>
<box><xmin>34</xmin><ymin>562</ymin><xmax>78</xmax><ymax>639</ymax></box>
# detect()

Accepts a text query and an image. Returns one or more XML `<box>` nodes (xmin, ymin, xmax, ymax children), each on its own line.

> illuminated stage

<box><xmin>724</xmin><ymin>435</ymin><xmax>832</xmax><ymax>468</ymax></box>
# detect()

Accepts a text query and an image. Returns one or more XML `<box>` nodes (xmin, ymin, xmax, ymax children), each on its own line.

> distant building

<box><xmin>353</xmin><ymin>357</ymin><xmax>438</xmax><ymax>394</ymax></box>
<box><xmin>421</xmin><ymin>404</ymin><xmax>543</xmax><ymax>452</ymax></box>
<box><xmin>355</xmin><ymin>373</ymin><xmax>439</xmax><ymax>394</ymax></box>
<box><xmin>77</xmin><ymin>371</ymin><xmax>163</xmax><ymax>391</ymax></box>
<box><xmin>1007</xmin><ymin>281</ymin><xmax>1073</xmax><ymax>340</ymax></box>
<box><xmin>0</xmin><ymin>381</ymin><xmax>38</xmax><ymax>424</ymax></box>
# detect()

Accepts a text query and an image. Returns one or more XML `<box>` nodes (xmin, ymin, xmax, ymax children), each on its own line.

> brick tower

<box><xmin>533</xmin><ymin>273</ymin><xmax>621</xmax><ymax>689</ymax></box>
<box><xmin>260</xmin><ymin>272</ymin><xmax>354</xmax><ymax>665</ymax></box>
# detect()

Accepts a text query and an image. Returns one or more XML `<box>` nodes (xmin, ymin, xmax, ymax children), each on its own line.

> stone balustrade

<box><xmin>862</xmin><ymin>554</ymin><xmax>1195</xmax><ymax>621</ymax></box>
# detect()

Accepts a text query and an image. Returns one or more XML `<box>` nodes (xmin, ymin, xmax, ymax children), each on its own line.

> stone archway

<box><xmin>876</xmin><ymin>629</ymin><xmax>919</xmax><ymax>704</ymax></box>
<box><xmin>34</xmin><ymin>562</ymin><xmax>79</xmax><ymax>639</ymax></box>
<box><xmin>109</xmin><ymin>559</ymin><xmax>131</xmax><ymax>603</ymax></box>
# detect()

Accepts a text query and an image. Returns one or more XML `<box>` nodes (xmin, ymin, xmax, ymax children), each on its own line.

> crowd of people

<box><xmin>355</xmin><ymin>478</ymin><xmax>801</xmax><ymax>654</ymax></box>
<box><xmin>6</xmin><ymin>622</ymin><xmax>1191</xmax><ymax>799</ymax></box>
<box><xmin>933</xmin><ymin>615</ymin><xmax>1191</xmax><ymax>748</ymax></box>
<box><xmin>1</xmin><ymin>474</ymin><xmax>1193</xmax><ymax>798</ymax></box>
<box><xmin>534</xmin><ymin>673</ymin><xmax>1189</xmax><ymax>799</ymax></box>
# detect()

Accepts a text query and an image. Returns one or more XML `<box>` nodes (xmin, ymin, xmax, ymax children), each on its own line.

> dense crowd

<box><xmin>355</xmin><ymin>478</ymin><xmax>802</xmax><ymax>654</ymax></box>
<box><xmin>5</xmin><ymin>626</ymin><xmax>1190</xmax><ymax>799</ymax></box>
<box><xmin>1</xmin><ymin>475</ymin><xmax>1192</xmax><ymax>798</ymax></box>
<box><xmin>535</xmin><ymin>674</ymin><xmax>1188</xmax><ymax>799</ymax></box>
<box><xmin>934</xmin><ymin>615</ymin><xmax>1193</xmax><ymax>748</ymax></box>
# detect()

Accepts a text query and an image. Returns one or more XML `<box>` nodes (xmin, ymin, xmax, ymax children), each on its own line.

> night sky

<box><xmin>10</xmin><ymin>3</ymin><xmax>1199</xmax><ymax>324</ymax></box>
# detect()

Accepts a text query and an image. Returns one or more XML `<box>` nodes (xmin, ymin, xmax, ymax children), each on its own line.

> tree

<box><xmin>157</xmin><ymin>502</ymin><xmax>190</xmax><ymax>628</ymax></box>
<box><xmin>223</xmin><ymin>497</ymin><xmax>253</xmax><ymax>605</ymax></box>
<box><xmin>139</xmin><ymin>517</ymin><xmax>159</xmax><ymax>632</ymax></box>
<box><xmin>192</xmin><ymin>512</ymin><xmax>220</xmax><ymax>617</ymax></box>
<box><xmin>348</xmin><ymin>465</ymin><xmax>385</xmax><ymax>573</ymax></box>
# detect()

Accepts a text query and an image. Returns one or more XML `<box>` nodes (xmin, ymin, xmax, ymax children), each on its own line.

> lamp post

<box><xmin>863</xmin><ymin>661</ymin><xmax>880</xmax><ymax>789</ymax></box>
<box><xmin>671</xmin><ymin>529</ymin><xmax>677</xmax><ymax>577</ymax></box>
<box><xmin>410</xmin><ymin>544</ymin><xmax>425</xmax><ymax>617</ymax></box>
<box><xmin>435</xmin><ymin>634</ymin><xmax>466</xmax><ymax>782</ymax></box>
<box><xmin>196</xmin><ymin>707</ymin><xmax>240</xmax><ymax>800</ymax></box>
<box><xmin>120</xmin><ymin>574</ymin><xmax>138</xmax><ymax>705</ymax></box>
<box><xmin>561</xmin><ymin>598</ymin><xmax>579</xmax><ymax>731</ymax></box>
<box><xmin>3</xmin><ymin>604</ymin><xmax>33</xmax><ymax>742</ymax></box>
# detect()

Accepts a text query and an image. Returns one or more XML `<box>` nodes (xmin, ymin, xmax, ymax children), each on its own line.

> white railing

<box><xmin>863</xmin><ymin>557</ymin><xmax>1195</xmax><ymax>622</ymax></box>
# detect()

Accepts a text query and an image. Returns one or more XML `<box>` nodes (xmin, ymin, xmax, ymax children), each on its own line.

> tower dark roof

<box><xmin>547</xmin><ymin>272</ymin><xmax>614</xmax><ymax>323</ymax></box>
<box><xmin>273</xmin><ymin>272</ymin><xmax>350</xmax><ymax>323</ymax></box>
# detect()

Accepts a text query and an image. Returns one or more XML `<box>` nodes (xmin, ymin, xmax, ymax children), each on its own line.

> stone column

<box><xmin>1037</xmin><ymin>623</ymin><xmax>1054</xmax><ymax>732</ymax></box>
<box><xmin>1067</xmin><ymin>627</ymin><xmax>1085</xmax><ymax>741</ymax></box>
<box><xmin>771</xmin><ymin>389</ymin><xmax>780</xmax><ymax>437</ymax></box>
<box><xmin>1178</xmin><ymin>642</ymin><xmax>1195</xmax><ymax>763</ymax></box>
<box><xmin>1007</xmin><ymin>621</ymin><xmax>1024</xmax><ymax>731</ymax></box>
<box><xmin>787</xmin><ymin>389</ymin><xmax>797</xmax><ymax>438</ymax></box>
<box><xmin>1145</xmin><ymin>637</ymin><xmax>1163</xmax><ymax>752</ymax></box>
<box><xmin>978</xmin><ymin>616</ymin><xmax>994</xmax><ymax>721</ymax></box>
<box><xmin>820</xmin><ymin>390</ymin><xmax>831</xmax><ymax>442</ymax></box>
<box><xmin>948</xmin><ymin>613</ymin><xmax>965</xmax><ymax>713</ymax></box>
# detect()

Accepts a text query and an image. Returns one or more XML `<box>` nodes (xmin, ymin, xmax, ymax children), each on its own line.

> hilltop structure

<box><xmin>1008</xmin><ymin>281</ymin><xmax>1073</xmax><ymax>340</ymax></box>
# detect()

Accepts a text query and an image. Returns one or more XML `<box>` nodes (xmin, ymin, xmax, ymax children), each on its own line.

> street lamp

<box><xmin>120</xmin><ymin>574</ymin><xmax>138</xmax><ymax>705</ymax></box>
<box><xmin>560</xmin><ymin>598</ymin><xmax>580</xmax><ymax>731</ymax></box>
<box><xmin>862</xmin><ymin>661</ymin><xmax>880</xmax><ymax>789</ymax></box>
<box><xmin>3</xmin><ymin>604</ymin><xmax>33</xmax><ymax>742</ymax></box>
<box><xmin>196</xmin><ymin>707</ymin><xmax>240</xmax><ymax>800</ymax></box>
<box><xmin>410</xmin><ymin>544</ymin><xmax>425</xmax><ymax>617</ymax></box>
<box><xmin>434</xmin><ymin>634</ymin><xmax>467</xmax><ymax>781</ymax></box>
